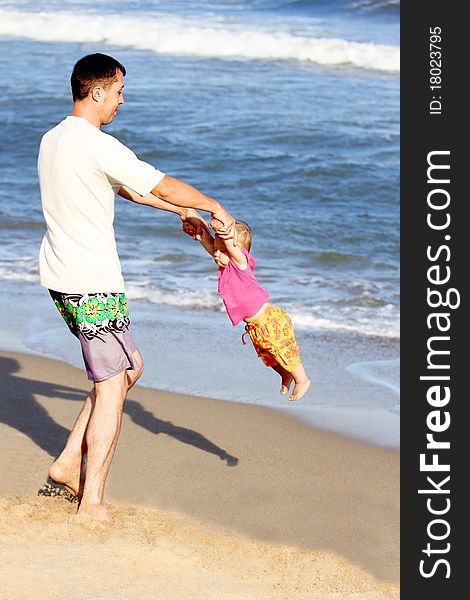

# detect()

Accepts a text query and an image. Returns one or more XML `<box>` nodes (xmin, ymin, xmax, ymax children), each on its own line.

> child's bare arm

<box><xmin>200</xmin><ymin>229</ymin><xmax>215</xmax><ymax>255</ymax></box>
<box><xmin>218</xmin><ymin>226</ymin><xmax>248</xmax><ymax>269</ymax></box>
<box><xmin>183</xmin><ymin>222</ymin><xmax>215</xmax><ymax>255</ymax></box>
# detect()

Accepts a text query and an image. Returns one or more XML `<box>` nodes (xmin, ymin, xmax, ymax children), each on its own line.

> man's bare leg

<box><xmin>48</xmin><ymin>350</ymin><xmax>144</xmax><ymax>501</ymax></box>
<box><xmin>77</xmin><ymin>351</ymin><xmax>144</xmax><ymax>521</ymax></box>
<box><xmin>126</xmin><ymin>350</ymin><xmax>144</xmax><ymax>392</ymax></box>
<box><xmin>76</xmin><ymin>370</ymin><xmax>127</xmax><ymax>521</ymax></box>
<box><xmin>48</xmin><ymin>389</ymin><xmax>94</xmax><ymax>496</ymax></box>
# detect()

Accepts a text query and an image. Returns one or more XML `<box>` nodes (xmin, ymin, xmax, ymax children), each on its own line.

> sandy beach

<box><xmin>0</xmin><ymin>349</ymin><xmax>399</xmax><ymax>599</ymax></box>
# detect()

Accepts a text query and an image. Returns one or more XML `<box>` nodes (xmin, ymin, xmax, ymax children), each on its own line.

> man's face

<box><xmin>99</xmin><ymin>72</ymin><xmax>125</xmax><ymax>125</ymax></box>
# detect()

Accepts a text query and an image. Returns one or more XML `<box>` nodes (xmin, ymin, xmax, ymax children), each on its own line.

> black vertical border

<box><xmin>401</xmin><ymin>3</ymin><xmax>465</xmax><ymax>598</ymax></box>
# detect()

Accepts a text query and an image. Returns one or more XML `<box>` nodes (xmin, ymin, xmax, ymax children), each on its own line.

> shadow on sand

<box><xmin>0</xmin><ymin>354</ymin><xmax>238</xmax><ymax>466</ymax></box>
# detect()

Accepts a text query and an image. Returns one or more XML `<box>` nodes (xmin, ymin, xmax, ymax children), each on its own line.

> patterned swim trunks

<box><xmin>49</xmin><ymin>290</ymin><xmax>139</xmax><ymax>382</ymax></box>
<box><xmin>242</xmin><ymin>304</ymin><xmax>301</xmax><ymax>373</ymax></box>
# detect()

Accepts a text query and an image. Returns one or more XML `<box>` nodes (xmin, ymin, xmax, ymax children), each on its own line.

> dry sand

<box><xmin>0</xmin><ymin>350</ymin><xmax>399</xmax><ymax>599</ymax></box>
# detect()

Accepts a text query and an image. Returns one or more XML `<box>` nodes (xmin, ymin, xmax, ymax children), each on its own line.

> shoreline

<box><xmin>0</xmin><ymin>348</ymin><xmax>399</xmax><ymax>598</ymax></box>
<box><xmin>0</xmin><ymin>276</ymin><xmax>400</xmax><ymax>449</ymax></box>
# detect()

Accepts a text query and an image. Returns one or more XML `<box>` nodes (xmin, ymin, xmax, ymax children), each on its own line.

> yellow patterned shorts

<box><xmin>242</xmin><ymin>304</ymin><xmax>301</xmax><ymax>373</ymax></box>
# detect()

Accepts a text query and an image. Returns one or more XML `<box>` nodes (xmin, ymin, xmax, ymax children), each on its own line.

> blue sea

<box><xmin>0</xmin><ymin>0</ymin><xmax>400</xmax><ymax>446</ymax></box>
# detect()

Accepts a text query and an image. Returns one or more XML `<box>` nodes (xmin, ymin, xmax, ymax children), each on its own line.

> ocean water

<box><xmin>0</xmin><ymin>0</ymin><xmax>400</xmax><ymax>445</ymax></box>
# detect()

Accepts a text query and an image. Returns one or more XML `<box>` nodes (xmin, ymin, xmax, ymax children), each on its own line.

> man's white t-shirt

<box><xmin>38</xmin><ymin>116</ymin><xmax>165</xmax><ymax>293</ymax></box>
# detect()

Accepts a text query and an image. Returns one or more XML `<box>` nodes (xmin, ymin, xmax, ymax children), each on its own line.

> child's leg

<box><xmin>289</xmin><ymin>362</ymin><xmax>311</xmax><ymax>401</ymax></box>
<box><xmin>246</xmin><ymin>305</ymin><xmax>310</xmax><ymax>400</ymax></box>
<box><xmin>271</xmin><ymin>363</ymin><xmax>294</xmax><ymax>395</ymax></box>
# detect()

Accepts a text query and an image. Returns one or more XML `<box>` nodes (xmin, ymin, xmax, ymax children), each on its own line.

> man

<box><xmin>38</xmin><ymin>53</ymin><xmax>234</xmax><ymax>521</ymax></box>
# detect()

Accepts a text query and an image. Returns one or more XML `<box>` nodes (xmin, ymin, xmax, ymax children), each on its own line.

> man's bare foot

<box><xmin>280</xmin><ymin>373</ymin><xmax>293</xmax><ymax>395</ymax></box>
<box><xmin>289</xmin><ymin>379</ymin><xmax>311</xmax><ymax>401</ymax></box>
<box><xmin>76</xmin><ymin>503</ymin><xmax>113</xmax><ymax>522</ymax></box>
<box><xmin>49</xmin><ymin>459</ymin><xmax>82</xmax><ymax>497</ymax></box>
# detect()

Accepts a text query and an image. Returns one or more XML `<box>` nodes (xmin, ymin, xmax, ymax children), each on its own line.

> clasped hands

<box><xmin>181</xmin><ymin>207</ymin><xmax>238</xmax><ymax>244</ymax></box>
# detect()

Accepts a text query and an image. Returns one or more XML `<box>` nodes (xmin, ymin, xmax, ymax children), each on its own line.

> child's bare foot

<box><xmin>272</xmin><ymin>364</ymin><xmax>294</xmax><ymax>396</ymax></box>
<box><xmin>280</xmin><ymin>373</ymin><xmax>293</xmax><ymax>395</ymax></box>
<box><xmin>289</xmin><ymin>379</ymin><xmax>311</xmax><ymax>401</ymax></box>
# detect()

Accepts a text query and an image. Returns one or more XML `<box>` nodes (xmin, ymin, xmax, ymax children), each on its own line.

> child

<box><xmin>185</xmin><ymin>219</ymin><xmax>310</xmax><ymax>401</ymax></box>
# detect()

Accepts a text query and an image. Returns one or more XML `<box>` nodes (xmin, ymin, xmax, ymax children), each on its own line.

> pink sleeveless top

<box><xmin>218</xmin><ymin>247</ymin><xmax>269</xmax><ymax>326</ymax></box>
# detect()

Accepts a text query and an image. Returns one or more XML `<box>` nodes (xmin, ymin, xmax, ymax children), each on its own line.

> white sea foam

<box><xmin>346</xmin><ymin>357</ymin><xmax>400</xmax><ymax>397</ymax></box>
<box><xmin>124</xmin><ymin>284</ymin><xmax>400</xmax><ymax>339</ymax></box>
<box><xmin>0</xmin><ymin>9</ymin><xmax>399</xmax><ymax>72</ymax></box>
<box><xmin>0</xmin><ymin>261</ymin><xmax>399</xmax><ymax>338</ymax></box>
<box><xmin>125</xmin><ymin>281</ymin><xmax>224</xmax><ymax>311</ymax></box>
<box><xmin>352</xmin><ymin>0</ymin><xmax>400</xmax><ymax>10</ymax></box>
<box><xmin>287</xmin><ymin>306</ymin><xmax>399</xmax><ymax>339</ymax></box>
<box><xmin>0</xmin><ymin>265</ymin><xmax>38</xmax><ymax>283</ymax></box>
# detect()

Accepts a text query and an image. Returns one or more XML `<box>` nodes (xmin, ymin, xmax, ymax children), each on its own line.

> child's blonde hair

<box><xmin>235</xmin><ymin>220</ymin><xmax>252</xmax><ymax>251</ymax></box>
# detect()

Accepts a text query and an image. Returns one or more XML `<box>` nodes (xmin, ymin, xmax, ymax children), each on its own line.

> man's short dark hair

<box><xmin>71</xmin><ymin>53</ymin><xmax>126</xmax><ymax>101</ymax></box>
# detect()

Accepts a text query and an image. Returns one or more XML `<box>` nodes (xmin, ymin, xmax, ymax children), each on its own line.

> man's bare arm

<box><xmin>151</xmin><ymin>175</ymin><xmax>234</xmax><ymax>233</ymax></box>
<box><xmin>118</xmin><ymin>186</ymin><xmax>211</xmax><ymax>239</ymax></box>
<box><xmin>118</xmin><ymin>186</ymin><xmax>187</xmax><ymax>217</ymax></box>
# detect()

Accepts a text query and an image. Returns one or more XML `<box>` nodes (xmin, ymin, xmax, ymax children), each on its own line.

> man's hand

<box><xmin>150</xmin><ymin>176</ymin><xmax>235</xmax><ymax>240</ymax></box>
<box><xmin>181</xmin><ymin>208</ymin><xmax>209</xmax><ymax>240</ymax></box>
<box><xmin>210</xmin><ymin>206</ymin><xmax>238</xmax><ymax>246</ymax></box>
<box><xmin>216</xmin><ymin>223</ymin><xmax>236</xmax><ymax>240</ymax></box>
<box><xmin>210</xmin><ymin>205</ymin><xmax>234</xmax><ymax>234</ymax></box>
